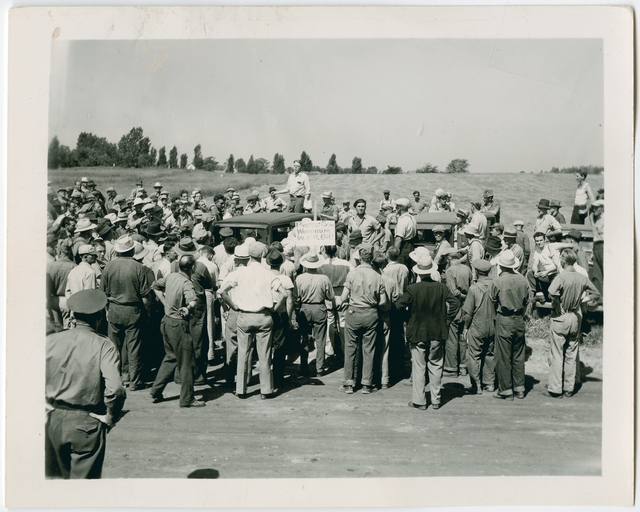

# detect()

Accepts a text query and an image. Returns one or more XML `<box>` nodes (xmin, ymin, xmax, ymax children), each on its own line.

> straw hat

<box><xmin>300</xmin><ymin>253</ymin><xmax>325</xmax><ymax>269</ymax></box>
<box><xmin>114</xmin><ymin>235</ymin><xmax>135</xmax><ymax>253</ymax></box>
<box><xmin>496</xmin><ymin>249</ymin><xmax>520</xmax><ymax>269</ymax></box>
<box><xmin>74</xmin><ymin>218</ymin><xmax>97</xmax><ymax>234</ymax></box>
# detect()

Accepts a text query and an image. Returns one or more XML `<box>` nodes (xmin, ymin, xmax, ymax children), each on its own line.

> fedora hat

<box><xmin>154</xmin><ymin>182</ymin><xmax>162</xmax><ymax>188</ymax></box>
<box><xmin>409</xmin><ymin>246</ymin><xmax>432</xmax><ymax>266</ymax></box>
<box><xmin>322</xmin><ymin>191</ymin><xmax>334</xmax><ymax>199</ymax></box>
<box><xmin>549</xmin><ymin>200</ymin><xmax>562</xmax><ymax>208</ymax></box>
<box><xmin>394</xmin><ymin>197</ymin><xmax>410</xmax><ymax>208</ymax></box>
<box><xmin>174</xmin><ymin>237</ymin><xmax>198</xmax><ymax>256</ymax></box>
<box><xmin>266</xmin><ymin>248</ymin><xmax>284</xmax><ymax>267</ymax></box>
<box><xmin>74</xmin><ymin>218</ymin><xmax>97</xmax><ymax>234</ymax></box>
<box><xmin>114</xmin><ymin>235</ymin><xmax>135</xmax><ymax>253</ymax></box>
<box><xmin>96</xmin><ymin>222</ymin><xmax>113</xmax><ymax>237</ymax></box>
<box><xmin>456</xmin><ymin>208</ymin><xmax>469</xmax><ymax>219</ymax></box>
<box><xmin>566</xmin><ymin>229</ymin><xmax>582</xmax><ymax>241</ymax></box>
<box><xmin>536</xmin><ymin>198</ymin><xmax>551</xmax><ymax>210</ymax></box>
<box><xmin>435</xmin><ymin>188</ymin><xmax>446</xmax><ymax>198</ymax></box>
<box><xmin>301</xmin><ymin>253</ymin><xmax>326</xmax><ymax>269</ymax></box>
<box><xmin>77</xmin><ymin>244</ymin><xmax>97</xmax><ymax>256</ymax></box>
<box><xmin>116</xmin><ymin>211</ymin><xmax>129</xmax><ymax>222</ymax></box>
<box><xmin>497</xmin><ymin>249</ymin><xmax>520</xmax><ymax>269</ymax></box>
<box><xmin>234</xmin><ymin>244</ymin><xmax>250</xmax><ymax>259</ymax></box>
<box><xmin>67</xmin><ymin>289</ymin><xmax>107</xmax><ymax>315</ymax></box>
<box><xmin>143</xmin><ymin>221</ymin><xmax>165</xmax><ymax>237</ymax></box>
<box><xmin>503</xmin><ymin>229</ymin><xmax>517</xmax><ymax>240</ymax></box>
<box><xmin>484</xmin><ymin>236</ymin><xmax>503</xmax><ymax>254</ymax></box>
<box><xmin>483</xmin><ymin>189</ymin><xmax>494</xmax><ymax>198</ymax></box>
<box><xmin>349</xmin><ymin>230</ymin><xmax>363</xmax><ymax>242</ymax></box>
<box><xmin>412</xmin><ymin>258</ymin><xmax>435</xmax><ymax>276</ymax></box>
<box><xmin>132</xmin><ymin>242</ymin><xmax>149</xmax><ymax>261</ymax></box>
<box><xmin>133</xmin><ymin>197</ymin><xmax>145</xmax><ymax>207</ymax></box>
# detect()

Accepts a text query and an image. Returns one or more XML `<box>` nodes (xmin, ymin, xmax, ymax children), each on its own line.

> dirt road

<box><xmin>102</xmin><ymin>339</ymin><xmax>602</xmax><ymax>479</ymax></box>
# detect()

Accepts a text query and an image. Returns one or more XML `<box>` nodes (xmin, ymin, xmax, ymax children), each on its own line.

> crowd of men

<box><xmin>45</xmin><ymin>168</ymin><xmax>604</xmax><ymax>478</ymax></box>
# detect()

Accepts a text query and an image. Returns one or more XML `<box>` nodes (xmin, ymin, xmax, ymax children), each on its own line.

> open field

<box><xmin>48</xmin><ymin>167</ymin><xmax>288</xmax><ymax>200</ymax></box>
<box><xmin>102</xmin><ymin>333</ymin><xmax>602</xmax><ymax>479</ymax></box>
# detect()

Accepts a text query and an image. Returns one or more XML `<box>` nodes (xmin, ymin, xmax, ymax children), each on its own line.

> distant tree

<box><xmin>157</xmin><ymin>146</ymin><xmax>167</xmax><ymax>168</ymax></box>
<box><xmin>246</xmin><ymin>155</ymin><xmax>256</xmax><ymax>174</ymax></box>
<box><xmin>118</xmin><ymin>127</ymin><xmax>153</xmax><ymax>168</ymax></box>
<box><xmin>149</xmin><ymin>147</ymin><xmax>157</xmax><ymax>167</ymax></box>
<box><xmin>169</xmin><ymin>146</ymin><xmax>178</xmax><ymax>168</ymax></box>
<box><xmin>364</xmin><ymin>166</ymin><xmax>378</xmax><ymax>174</ymax></box>
<box><xmin>351</xmin><ymin>156</ymin><xmax>363</xmax><ymax>174</ymax></box>
<box><xmin>235</xmin><ymin>158</ymin><xmax>247</xmax><ymax>173</ymax></box>
<box><xmin>383</xmin><ymin>165</ymin><xmax>403</xmax><ymax>174</ymax></box>
<box><xmin>180</xmin><ymin>153</ymin><xmax>188</xmax><ymax>169</ymax></box>
<box><xmin>549</xmin><ymin>166</ymin><xmax>560</xmax><ymax>174</ymax></box>
<box><xmin>202</xmin><ymin>156</ymin><xmax>218</xmax><ymax>172</ymax></box>
<box><xmin>416</xmin><ymin>163</ymin><xmax>439</xmax><ymax>173</ymax></box>
<box><xmin>551</xmin><ymin>165</ymin><xmax>603</xmax><ymax>175</ymax></box>
<box><xmin>74</xmin><ymin>132</ymin><xmax>118</xmax><ymax>167</ymax></box>
<box><xmin>226</xmin><ymin>154</ymin><xmax>235</xmax><ymax>173</ymax></box>
<box><xmin>445</xmin><ymin>159</ymin><xmax>470</xmax><ymax>174</ymax></box>
<box><xmin>193</xmin><ymin>144</ymin><xmax>204</xmax><ymax>169</ymax></box>
<box><xmin>273</xmin><ymin>153</ymin><xmax>286</xmax><ymax>174</ymax></box>
<box><xmin>299</xmin><ymin>151</ymin><xmax>313</xmax><ymax>174</ymax></box>
<box><xmin>48</xmin><ymin>136</ymin><xmax>61</xmax><ymax>169</ymax></box>
<box><xmin>255</xmin><ymin>157</ymin><xmax>270</xmax><ymax>174</ymax></box>
<box><xmin>326</xmin><ymin>153</ymin><xmax>339</xmax><ymax>174</ymax></box>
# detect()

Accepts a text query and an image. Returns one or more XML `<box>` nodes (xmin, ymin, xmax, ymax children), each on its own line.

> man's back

<box><xmin>100</xmin><ymin>257</ymin><xmax>150</xmax><ymax>306</ymax></box>
<box><xmin>47</xmin><ymin>259</ymin><xmax>76</xmax><ymax>296</ymax></box>
<box><xmin>397</xmin><ymin>280</ymin><xmax>453</xmax><ymax>342</ymax></box>
<box><xmin>490</xmin><ymin>271</ymin><xmax>529</xmax><ymax>314</ymax></box>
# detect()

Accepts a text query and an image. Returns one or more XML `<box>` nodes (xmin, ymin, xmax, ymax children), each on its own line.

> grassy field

<box><xmin>48</xmin><ymin>167</ymin><xmax>288</xmax><ymax>200</ymax></box>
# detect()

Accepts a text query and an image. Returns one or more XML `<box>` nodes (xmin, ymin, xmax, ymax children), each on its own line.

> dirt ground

<box><xmin>102</xmin><ymin>337</ymin><xmax>602</xmax><ymax>479</ymax></box>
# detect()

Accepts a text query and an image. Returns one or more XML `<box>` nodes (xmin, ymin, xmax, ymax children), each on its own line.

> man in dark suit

<box><xmin>396</xmin><ymin>247</ymin><xmax>456</xmax><ymax>410</ymax></box>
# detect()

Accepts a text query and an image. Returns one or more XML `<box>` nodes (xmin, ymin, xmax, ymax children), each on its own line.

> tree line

<box><xmin>548</xmin><ymin>165</ymin><xmax>604</xmax><ymax>175</ymax></box>
<box><xmin>47</xmin><ymin>127</ymin><xmax>471</xmax><ymax>174</ymax></box>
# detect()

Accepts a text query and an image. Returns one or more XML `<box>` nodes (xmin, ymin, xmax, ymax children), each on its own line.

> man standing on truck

<box><xmin>274</xmin><ymin>160</ymin><xmax>311</xmax><ymax>213</ymax></box>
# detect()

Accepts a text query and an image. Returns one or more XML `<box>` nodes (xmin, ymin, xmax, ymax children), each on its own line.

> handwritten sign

<box><xmin>294</xmin><ymin>220</ymin><xmax>335</xmax><ymax>245</ymax></box>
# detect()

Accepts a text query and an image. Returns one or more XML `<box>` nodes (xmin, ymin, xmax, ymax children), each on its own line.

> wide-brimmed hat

<box><xmin>349</xmin><ymin>230</ymin><xmax>363</xmax><ymax>242</ymax></box>
<box><xmin>456</xmin><ymin>208</ymin><xmax>469</xmax><ymax>219</ymax></box>
<box><xmin>536</xmin><ymin>198</ymin><xmax>551</xmax><ymax>210</ymax></box>
<box><xmin>249</xmin><ymin>242</ymin><xmax>267</xmax><ymax>259</ymax></box>
<box><xmin>566</xmin><ymin>229</ymin><xmax>582</xmax><ymax>241</ymax></box>
<box><xmin>246</xmin><ymin>195</ymin><xmax>258</xmax><ymax>202</ymax></box>
<box><xmin>301</xmin><ymin>253</ymin><xmax>325</xmax><ymax>268</ymax></box>
<box><xmin>549</xmin><ymin>200</ymin><xmax>562</xmax><ymax>208</ymax></box>
<box><xmin>74</xmin><ymin>218</ymin><xmax>97</xmax><ymax>234</ymax></box>
<box><xmin>410</xmin><ymin>249</ymin><xmax>435</xmax><ymax>275</ymax></box>
<box><xmin>174</xmin><ymin>237</ymin><xmax>198</xmax><ymax>256</ymax></box>
<box><xmin>67</xmin><ymin>289</ymin><xmax>107</xmax><ymax>315</ymax></box>
<box><xmin>106</xmin><ymin>186</ymin><xmax>115</xmax><ymax>193</ymax></box>
<box><xmin>234</xmin><ymin>244</ymin><xmax>250</xmax><ymax>259</ymax></box>
<box><xmin>96</xmin><ymin>222</ymin><xmax>113</xmax><ymax>237</ymax></box>
<box><xmin>80</xmin><ymin>177</ymin><xmax>89</xmax><ymax>183</ymax></box>
<box><xmin>232</xmin><ymin>193</ymin><xmax>241</xmax><ymax>200</ymax></box>
<box><xmin>114</xmin><ymin>235</ymin><xmax>135</xmax><ymax>253</ymax></box>
<box><xmin>104</xmin><ymin>213</ymin><xmax>118</xmax><ymax>224</ymax></box>
<box><xmin>435</xmin><ymin>188</ymin><xmax>446</xmax><ymax>198</ymax></box>
<box><xmin>266</xmin><ymin>248</ymin><xmax>284</xmax><ymax>266</ymax></box>
<box><xmin>472</xmin><ymin>259</ymin><xmax>492</xmax><ymax>274</ymax></box>
<box><xmin>512</xmin><ymin>220</ymin><xmax>524</xmax><ymax>227</ymax></box>
<box><xmin>483</xmin><ymin>189</ymin><xmax>494</xmax><ymax>198</ymax></box>
<box><xmin>462</xmin><ymin>223</ymin><xmax>483</xmax><ymax>238</ymax></box>
<box><xmin>116</xmin><ymin>211</ymin><xmax>129</xmax><ymax>223</ymax></box>
<box><xmin>322</xmin><ymin>191</ymin><xmax>334</xmax><ymax>199</ymax></box>
<box><xmin>143</xmin><ymin>221</ymin><xmax>165</xmax><ymax>237</ymax></box>
<box><xmin>497</xmin><ymin>249</ymin><xmax>520</xmax><ymax>269</ymax></box>
<box><xmin>133</xmin><ymin>197</ymin><xmax>145</xmax><ymax>207</ymax></box>
<box><xmin>154</xmin><ymin>182</ymin><xmax>162</xmax><ymax>188</ymax></box>
<box><xmin>219</xmin><ymin>227</ymin><xmax>233</xmax><ymax>237</ymax></box>
<box><xmin>132</xmin><ymin>242</ymin><xmax>149</xmax><ymax>261</ymax></box>
<box><xmin>394</xmin><ymin>197</ymin><xmax>410</xmax><ymax>208</ymax></box>
<box><xmin>409</xmin><ymin>246</ymin><xmax>432</xmax><ymax>265</ymax></box>
<box><xmin>77</xmin><ymin>244</ymin><xmax>97</xmax><ymax>256</ymax></box>
<box><xmin>484</xmin><ymin>236</ymin><xmax>503</xmax><ymax>255</ymax></box>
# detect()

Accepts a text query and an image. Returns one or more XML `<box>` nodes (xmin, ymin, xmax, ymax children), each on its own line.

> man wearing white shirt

<box><xmin>392</xmin><ymin>198</ymin><xmax>417</xmax><ymax>267</ymax></box>
<box><xmin>275</xmin><ymin>160</ymin><xmax>311</xmax><ymax>213</ymax></box>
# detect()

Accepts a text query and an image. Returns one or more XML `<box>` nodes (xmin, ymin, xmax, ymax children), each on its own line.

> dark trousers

<box><xmin>526</xmin><ymin>269</ymin><xmax>556</xmax><ymax>300</ymax></box>
<box><xmin>570</xmin><ymin>205</ymin><xmax>587</xmax><ymax>224</ymax></box>
<box><xmin>224</xmin><ymin>309</ymin><xmax>240</xmax><ymax>385</ymax></box>
<box><xmin>397</xmin><ymin>239</ymin><xmax>415</xmax><ymax>268</ymax></box>
<box><xmin>494</xmin><ymin>314</ymin><xmax>526</xmax><ymax>396</ymax></box>
<box><xmin>299</xmin><ymin>303</ymin><xmax>328</xmax><ymax>373</ymax></box>
<box><xmin>107</xmin><ymin>303</ymin><xmax>143</xmax><ymax>389</ymax></box>
<box><xmin>466</xmin><ymin>329</ymin><xmax>495</xmax><ymax>390</ymax></box>
<box><xmin>444</xmin><ymin>309</ymin><xmax>466</xmax><ymax>374</ymax></box>
<box><xmin>344</xmin><ymin>307</ymin><xmax>378</xmax><ymax>387</ymax></box>
<box><xmin>590</xmin><ymin>241</ymin><xmax>604</xmax><ymax>297</ymax></box>
<box><xmin>271</xmin><ymin>311</ymin><xmax>289</xmax><ymax>386</ymax></box>
<box><xmin>45</xmin><ymin>409</ymin><xmax>106</xmax><ymax>479</ymax></box>
<box><xmin>150</xmin><ymin>316</ymin><xmax>197</xmax><ymax>406</ymax></box>
<box><xmin>288</xmin><ymin>195</ymin><xmax>305</xmax><ymax>213</ymax></box>
<box><xmin>190</xmin><ymin>301</ymin><xmax>208</xmax><ymax>381</ymax></box>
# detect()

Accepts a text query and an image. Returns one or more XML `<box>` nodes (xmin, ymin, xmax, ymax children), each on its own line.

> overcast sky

<box><xmin>48</xmin><ymin>38</ymin><xmax>603</xmax><ymax>173</ymax></box>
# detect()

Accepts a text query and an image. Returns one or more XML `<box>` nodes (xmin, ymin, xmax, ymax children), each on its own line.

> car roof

<box><xmin>214</xmin><ymin>212</ymin><xmax>313</xmax><ymax>229</ymax></box>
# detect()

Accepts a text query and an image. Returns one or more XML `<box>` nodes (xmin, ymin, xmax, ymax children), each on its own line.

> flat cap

<box><xmin>472</xmin><ymin>259</ymin><xmax>492</xmax><ymax>273</ymax></box>
<box><xmin>67</xmin><ymin>289</ymin><xmax>108</xmax><ymax>314</ymax></box>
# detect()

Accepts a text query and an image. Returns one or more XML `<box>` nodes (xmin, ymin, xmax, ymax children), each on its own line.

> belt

<box><xmin>239</xmin><ymin>308</ymin><xmax>271</xmax><ymax>314</ymax></box>
<box><xmin>48</xmin><ymin>399</ymin><xmax>101</xmax><ymax>414</ymax></box>
<box><xmin>497</xmin><ymin>309</ymin><xmax>524</xmax><ymax>317</ymax></box>
<box><xmin>290</xmin><ymin>194</ymin><xmax>305</xmax><ymax>198</ymax></box>
<box><xmin>301</xmin><ymin>302</ymin><xmax>325</xmax><ymax>305</ymax></box>
<box><xmin>108</xmin><ymin>300</ymin><xmax>142</xmax><ymax>308</ymax></box>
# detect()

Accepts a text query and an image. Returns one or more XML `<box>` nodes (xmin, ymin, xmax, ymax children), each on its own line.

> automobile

<box><xmin>389</xmin><ymin>211</ymin><xmax>495</xmax><ymax>253</ymax></box>
<box><xmin>559</xmin><ymin>223</ymin><xmax>594</xmax><ymax>267</ymax></box>
<box><xmin>212</xmin><ymin>212</ymin><xmax>313</xmax><ymax>245</ymax></box>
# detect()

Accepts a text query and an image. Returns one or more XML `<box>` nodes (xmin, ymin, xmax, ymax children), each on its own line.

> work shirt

<box><xmin>281</xmin><ymin>258</ymin><xmax>297</xmax><ymax>282</ymax></box>
<box><xmin>338</xmin><ymin>208</ymin><xmax>354</xmax><ymax>224</ymax></box>
<box><xmin>444</xmin><ymin>262</ymin><xmax>472</xmax><ymax>303</ymax></box>
<box><xmin>380</xmin><ymin>272</ymin><xmax>402</xmax><ymax>304</ymax></box>
<box><xmin>533</xmin><ymin>214</ymin><xmax>562</xmax><ymax>236</ymax></box>
<box><xmin>286</xmin><ymin>172</ymin><xmax>311</xmax><ymax>197</ymax></box>
<box><xmin>531</xmin><ymin>244</ymin><xmax>557</xmax><ymax>274</ymax></box>
<box><xmin>433</xmin><ymin>239</ymin><xmax>453</xmax><ymax>266</ymax></box>
<box><xmin>468</xmin><ymin>212</ymin><xmax>487</xmax><ymax>239</ymax></box>
<box><xmin>343</xmin><ymin>263</ymin><xmax>386</xmax><ymax>308</ymax></box>
<box><xmin>47</xmin><ymin>258</ymin><xmax>76</xmax><ymax>297</ymax></box>
<box><xmin>515</xmin><ymin>232</ymin><xmax>531</xmax><ymax>263</ymax></box>
<box><xmin>265</xmin><ymin>196</ymin><xmax>287</xmax><ymax>212</ymax></box>
<box><xmin>592</xmin><ymin>213</ymin><xmax>604</xmax><ymax>242</ymax></box>
<box><xmin>551</xmin><ymin>211</ymin><xmax>566</xmax><ymax>224</ymax></box>
<box><xmin>100</xmin><ymin>257</ymin><xmax>152</xmax><ymax>306</ymax></box>
<box><xmin>272</xmin><ymin>274</ymin><xmax>294</xmax><ymax>314</ymax></box>
<box><xmin>489</xmin><ymin>270</ymin><xmax>529</xmax><ymax>315</ymax></box>
<box><xmin>65</xmin><ymin>261</ymin><xmax>98</xmax><ymax>299</ymax></box>
<box><xmin>318</xmin><ymin>258</ymin><xmax>353</xmax><ymax>297</ymax></box>
<box><xmin>348</xmin><ymin>214</ymin><xmax>381</xmax><ymax>245</ymax></box>
<box><xmin>197</xmin><ymin>256</ymin><xmax>219</xmax><ymax>289</ymax></box>
<box><xmin>221</xmin><ymin>260</ymin><xmax>283</xmax><ymax>312</ymax></box>
<box><xmin>396</xmin><ymin>279</ymin><xmax>455</xmax><ymax>343</ymax></box>
<box><xmin>379</xmin><ymin>198</ymin><xmax>394</xmax><ymax>211</ymax></box>
<box><xmin>394</xmin><ymin>212</ymin><xmax>417</xmax><ymax>241</ymax></box>
<box><xmin>383</xmin><ymin>261</ymin><xmax>409</xmax><ymax>294</ymax></box>
<box><xmin>153</xmin><ymin>258</ymin><xmax>172</xmax><ymax>280</ymax></box>
<box><xmin>480</xmin><ymin>200</ymin><xmax>501</xmax><ymax>222</ymax></box>
<box><xmin>508</xmin><ymin>243</ymin><xmax>525</xmax><ymax>273</ymax></box>
<box><xmin>46</xmin><ymin>324</ymin><xmax>125</xmax><ymax>413</ymax></box>
<box><xmin>170</xmin><ymin>260</ymin><xmax>213</xmax><ymax>302</ymax></box>
<box><xmin>462</xmin><ymin>276</ymin><xmax>496</xmax><ymax>337</ymax></box>
<box><xmin>410</xmin><ymin>198</ymin><xmax>427</xmax><ymax>215</ymax></box>
<box><xmin>212</xmin><ymin>244</ymin><xmax>231</xmax><ymax>271</ymax></box>
<box><xmin>319</xmin><ymin>204</ymin><xmax>339</xmax><ymax>221</ymax></box>
<box><xmin>548</xmin><ymin>268</ymin><xmax>599</xmax><ymax>314</ymax></box>
<box><xmin>153</xmin><ymin>271</ymin><xmax>197</xmax><ymax>319</ymax></box>
<box><xmin>296</xmin><ymin>273</ymin><xmax>334</xmax><ymax>304</ymax></box>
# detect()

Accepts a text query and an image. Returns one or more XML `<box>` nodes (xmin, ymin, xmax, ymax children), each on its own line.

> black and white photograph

<box><xmin>5</xmin><ymin>5</ymin><xmax>634</xmax><ymax>508</ymax></box>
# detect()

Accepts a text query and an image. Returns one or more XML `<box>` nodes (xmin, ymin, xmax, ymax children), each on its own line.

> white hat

<box><xmin>74</xmin><ymin>218</ymin><xmax>97</xmax><ymax>233</ymax></box>
<box><xmin>496</xmin><ymin>249</ymin><xmax>520</xmax><ymax>269</ymax></box>
<box><xmin>234</xmin><ymin>244</ymin><xmax>250</xmax><ymax>259</ymax></box>
<box><xmin>435</xmin><ymin>188</ymin><xmax>446</xmax><ymax>198</ymax></box>
<box><xmin>77</xmin><ymin>244</ymin><xmax>97</xmax><ymax>256</ymax></box>
<box><xmin>154</xmin><ymin>182</ymin><xmax>162</xmax><ymax>187</ymax></box>
<box><xmin>133</xmin><ymin>197</ymin><xmax>145</xmax><ymax>207</ymax></box>
<box><xmin>300</xmin><ymin>253</ymin><xmax>326</xmax><ymax>268</ymax></box>
<box><xmin>394</xmin><ymin>198</ymin><xmax>411</xmax><ymax>208</ymax></box>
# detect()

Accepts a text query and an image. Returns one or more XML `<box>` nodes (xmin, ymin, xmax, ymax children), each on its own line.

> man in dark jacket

<box><xmin>396</xmin><ymin>247</ymin><xmax>456</xmax><ymax>410</ymax></box>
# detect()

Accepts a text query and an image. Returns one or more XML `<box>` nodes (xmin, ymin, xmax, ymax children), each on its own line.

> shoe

<box><xmin>493</xmin><ymin>391</ymin><xmax>514</xmax><ymax>401</ymax></box>
<box><xmin>483</xmin><ymin>385</ymin><xmax>495</xmax><ymax>393</ymax></box>
<box><xmin>514</xmin><ymin>391</ymin><xmax>525</xmax><ymax>399</ymax></box>
<box><xmin>339</xmin><ymin>385</ymin><xmax>354</xmax><ymax>394</ymax></box>
<box><xmin>563</xmin><ymin>390</ymin><xmax>575</xmax><ymax>398</ymax></box>
<box><xmin>540</xmin><ymin>390</ymin><xmax>563</xmax><ymax>399</ymax></box>
<box><xmin>443</xmin><ymin>370</ymin><xmax>458</xmax><ymax>378</ymax></box>
<box><xmin>317</xmin><ymin>368</ymin><xmax>328</xmax><ymax>377</ymax></box>
<box><xmin>261</xmin><ymin>390</ymin><xmax>278</xmax><ymax>400</ymax></box>
<box><xmin>408</xmin><ymin>401</ymin><xmax>427</xmax><ymax>411</ymax></box>
<box><xmin>459</xmin><ymin>368</ymin><xmax>468</xmax><ymax>376</ymax></box>
<box><xmin>150</xmin><ymin>393</ymin><xmax>163</xmax><ymax>404</ymax></box>
<box><xmin>381</xmin><ymin>383</ymin><xmax>389</xmax><ymax>390</ymax></box>
<box><xmin>431</xmin><ymin>403</ymin><xmax>441</xmax><ymax>410</ymax></box>
<box><xmin>466</xmin><ymin>386</ymin><xmax>481</xmax><ymax>395</ymax></box>
<box><xmin>129</xmin><ymin>383</ymin><xmax>150</xmax><ymax>391</ymax></box>
<box><xmin>180</xmin><ymin>399</ymin><xmax>206</xmax><ymax>408</ymax></box>
<box><xmin>361</xmin><ymin>385</ymin><xmax>377</xmax><ymax>394</ymax></box>
<box><xmin>235</xmin><ymin>392</ymin><xmax>249</xmax><ymax>399</ymax></box>
<box><xmin>403</xmin><ymin>379</ymin><xmax>413</xmax><ymax>386</ymax></box>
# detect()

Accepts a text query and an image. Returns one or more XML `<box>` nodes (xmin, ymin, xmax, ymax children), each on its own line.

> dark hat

<box><xmin>175</xmin><ymin>237</ymin><xmax>198</xmax><ymax>256</ymax></box>
<box><xmin>246</xmin><ymin>195</ymin><xmax>258</xmax><ymax>202</ymax></box>
<box><xmin>358</xmin><ymin>243</ymin><xmax>374</xmax><ymax>261</ymax></box>
<box><xmin>456</xmin><ymin>208</ymin><xmax>469</xmax><ymax>219</ymax></box>
<box><xmin>266</xmin><ymin>248</ymin><xmax>284</xmax><ymax>267</ymax></box>
<box><xmin>143</xmin><ymin>221</ymin><xmax>165</xmax><ymax>236</ymax></box>
<box><xmin>484</xmin><ymin>236</ymin><xmax>503</xmax><ymax>254</ymax></box>
<box><xmin>219</xmin><ymin>227</ymin><xmax>234</xmax><ymax>237</ymax></box>
<box><xmin>67</xmin><ymin>289</ymin><xmax>108</xmax><ymax>315</ymax></box>
<box><xmin>503</xmin><ymin>229</ymin><xmax>517</xmax><ymax>240</ymax></box>
<box><xmin>470</xmin><ymin>201</ymin><xmax>482</xmax><ymax>210</ymax></box>
<box><xmin>472</xmin><ymin>259</ymin><xmax>492</xmax><ymax>274</ymax></box>
<box><xmin>375</xmin><ymin>214</ymin><xmax>387</xmax><ymax>224</ymax></box>
<box><xmin>96</xmin><ymin>221</ymin><xmax>113</xmax><ymax>237</ymax></box>
<box><xmin>136</xmin><ymin>179</ymin><xmax>143</xmax><ymax>186</ymax></box>
<box><xmin>383</xmin><ymin>189</ymin><xmax>390</xmax><ymax>194</ymax></box>
<box><xmin>269</xmin><ymin>186</ymin><xmax>276</xmax><ymax>192</ymax></box>
<box><xmin>537</xmin><ymin>198</ymin><xmax>551</xmax><ymax>210</ymax></box>
<box><xmin>349</xmin><ymin>229</ymin><xmax>363</xmax><ymax>242</ymax></box>
<box><xmin>483</xmin><ymin>189</ymin><xmax>494</xmax><ymax>198</ymax></box>
<box><xmin>549</xmin><ymin>200</ymin><xmax>562</xmax><ymax>208</ymax></box>
<box><xmin>567</xmin><ymin>229</ymin><xmax>582</xmax><ymax>241</ymax></box>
